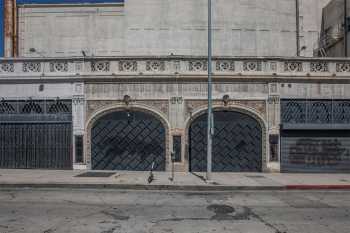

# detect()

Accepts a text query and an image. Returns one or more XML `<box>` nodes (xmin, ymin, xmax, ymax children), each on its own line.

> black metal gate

<box><xmin>0</xmin><ymin>99</ymin><xmax>72</xmax><ymax>169</ymax></box>
<box><xmin>281</xmin><ymin>99</ymin><xmax>350</xmax><ymax>173</ymax></box>
<box><xmin>91</xmin><ymin>111</ymin><xmax>166</xmax><ymax>171</ymax></box>
<box><xmin>189</xmin><ymin>111</ymin><xmax>262</xmax><ymax>172</ymax></box>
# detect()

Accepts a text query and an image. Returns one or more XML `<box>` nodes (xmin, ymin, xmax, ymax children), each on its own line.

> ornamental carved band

<box><xmin>0</xmin><ymin>63</ymin><xmax>14</xmax><ymax>73</ymax></box>
<box><xmin>91</xmin><ymin>61</ymin><xmax>110</xmax><ymax>72</ymax></box>
<box><xmin>50</xmin><ymin>62</ymin><xmax>68</xmax><ymax>72</ymax></box>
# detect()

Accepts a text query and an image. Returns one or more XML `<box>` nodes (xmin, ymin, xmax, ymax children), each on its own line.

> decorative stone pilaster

<box><xmin>267</xmin><ymin>82</ymin><xmax>281</xmax><ymax>172</ymax></box>
<box><xmin>267</xmin><ymin>95</ymin><xmax>280</xmax><ymax>132</ymax></box>
<box><xmin>72</xmin><ymin>83</ymin><xmax>86</xmax><ymax>169</ymax></box>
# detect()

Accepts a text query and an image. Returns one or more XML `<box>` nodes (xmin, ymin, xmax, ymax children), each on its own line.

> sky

<box><xmin>0</xmin><ymin>0</ymin><xmax>124</xmax><ymax>57</ymax></box>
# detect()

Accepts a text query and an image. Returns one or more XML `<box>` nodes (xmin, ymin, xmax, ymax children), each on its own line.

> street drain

<box><xmin>75</xmin><ymin>172</ymin><xmax>116</xmax><ymax>178</ymax></box>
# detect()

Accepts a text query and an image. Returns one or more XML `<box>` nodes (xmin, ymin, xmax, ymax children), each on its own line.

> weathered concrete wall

<box><xmin>279</xmin><ymin>83</ymin><xmax>350</xmax><ymax>98</ymax></box>
<box><xmin>0</xmin><ymin>83</ymin><xmax>76</xmax><ymax>98</ymax></box>
<box><xmin>17</xmin><ymin>0</ymin><xmax>331</xmax><ymax>57</ymax></box>
<box><xmin>85</xmin><ymin>82</ymin><xmax>269</xmax><ymax>100</ymax></box>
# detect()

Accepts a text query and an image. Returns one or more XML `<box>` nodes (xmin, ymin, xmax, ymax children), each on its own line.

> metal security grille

<box><xmin>281</xmin><ymin>130</ymin><xmax>350</xmax><ymax>173</ymax></box>
<box><xmin>0</xmin><ymin>99</ymin><xmax>72</xmax><ymax>169</ymax></box>
<box><xmin>281</xmin><ymin>99</ymin><xmax>350</xmax><ymax>173</ymax></box>
<box><xmin>0</xmin><ymin>123</ymin><xmax>72</xmax><ymax>169</ymax></box>
<box><xmin>281</xmin><ymin>99</ymin><xmax>350</xmax><ymax>124</ymax></box>
<box><xmin>91</xmin><ymin>111</ymin><xmax>166</xmax><ymax>171</ymax></box>
<box><xmin>189</xmin><ymin>111</ymin><xmax>262</xmax><ymax>172</ymax></box>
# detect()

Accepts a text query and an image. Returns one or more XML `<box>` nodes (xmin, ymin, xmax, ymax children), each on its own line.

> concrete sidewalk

<box><xmin>1</xmin><ymin>169</ymin><xmax>350</xmax><ymax>190</ymax></box>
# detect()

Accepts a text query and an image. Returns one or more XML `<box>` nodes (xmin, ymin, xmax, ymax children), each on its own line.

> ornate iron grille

<box><xmin>281</xmin><ymin>99</ymin><xmax>350</xmax><ymax>124</ymax></box>
<box><xmin>189</xmin><ymin>111</ymin><xmax>262</xmax><ymax>172</ymax></box>
<box><xmin>309</xmin><ymin>101</ymin><xmax>332</xmax><ymax>124</ymax></box>
<box><xmin>21</xmin><ymin>101</ymin><xmax>44</xmax><ymax>114</ymax></box>
<box><xmin>334</xmin><ymin>102</ymin><xmax>350</xmax><ymax>124</ymax></box>
<box><xmin>91</xmin><ymin>111</ymin><xmax>166</xmax><ymax>171</ymax></box>
<box><xmin>0</xmin><ymin>100</ymin><xmax>15</xmax><ymax>114</ymax></box>
<box><xmin>0</xmin><ymin>99</ymin><xmax>72</xmax><ymax>115</ymax></box>
<box><xmin>48</xmin><ymin>101</ymin><xmax>71</xmax><ymax>114</ymax></box>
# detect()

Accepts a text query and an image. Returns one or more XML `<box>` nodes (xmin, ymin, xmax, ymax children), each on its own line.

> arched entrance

<box><xmin>189</xmin><ymin>110</ymin><xmax>262</xmax><ymax>172</ymax></box>
<box><xmin>91</xmin><ymin>110</ymin><xmax>166</xmax><ymax>171</ymax></box>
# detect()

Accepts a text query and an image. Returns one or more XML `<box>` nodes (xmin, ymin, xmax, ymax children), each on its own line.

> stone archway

<box><xmin>187</xmin><ymin>107</ymin><xmax>265</xmax><ymax>172</ymax></box>
<box><xmin>86</xmin><ymin>105</ymin><xmax>170</xmax><ymax>171</ymax></box>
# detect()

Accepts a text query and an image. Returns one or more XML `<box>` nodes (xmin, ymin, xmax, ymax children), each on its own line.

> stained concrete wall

<box><xmin>17</xmin><ymin>0</ymin><xmax>331</xmax><ymax>57</ymax></box>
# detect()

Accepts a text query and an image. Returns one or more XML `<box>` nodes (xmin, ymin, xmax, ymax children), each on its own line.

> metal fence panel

<box><xmin>0</xmin><ymin>122</ymin><xmax>72</xmax><ymax>169</ymax></box>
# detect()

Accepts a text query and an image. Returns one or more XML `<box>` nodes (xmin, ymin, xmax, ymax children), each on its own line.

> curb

<box><xmin>0</xmin><ymin>183</ymin><xmax>285</xmax><ymax>191</ymax></box>
<box><xmin>1</xmin><ymin>183</ymin><xmax>350</xmax><ymax>191</ymax></box>
<box><xmin>286</xmin><ymin>185</ymin><xmax>350</xmax><ymax>190</ymax></box>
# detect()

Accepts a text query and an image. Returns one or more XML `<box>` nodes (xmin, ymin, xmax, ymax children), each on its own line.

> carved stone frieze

<box><xmin>86</xmin><ymin>100</ymin><xmax>169</xmax><ymax>121</ymax></box>
<box><xmin>185</xmin><ymin>99</ymin><xmax>266</xmax><ymax>119</ymax></box>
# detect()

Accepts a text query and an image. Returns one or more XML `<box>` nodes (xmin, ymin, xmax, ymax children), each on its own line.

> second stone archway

<box><xmin>187</xmin><ymin>109</ymin><xmax>264</xmax><ymax>172</ymax></box>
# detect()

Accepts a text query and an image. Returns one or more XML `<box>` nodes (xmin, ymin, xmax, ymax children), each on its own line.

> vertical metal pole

<box><xmin>295</xmin><ymin>0</ymin><xmax>300</xmax><ymax>56</ymax></box>
<box><xmin>345</xmin><ymin>0</ymin><xmax>348</xmax><ymax>57</ymax></box>
<box><xmin>207</xmin><ymin>0</ymin><xmax>213</xmax><ymax>181</ymax></box>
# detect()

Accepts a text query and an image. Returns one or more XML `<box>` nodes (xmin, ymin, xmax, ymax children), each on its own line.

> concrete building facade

<box><xmin>1</xmin><ymin>0</ymin><xmax>350</xmax><ymax>173</ymax></box>
<box><xmin>3</xmin><ymin>0</ymin><xmax>330</xmax><ymax>57</ymax></box>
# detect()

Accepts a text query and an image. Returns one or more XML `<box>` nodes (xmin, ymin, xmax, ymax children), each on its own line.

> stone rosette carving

<box><xmin>189</xmin><ymin>60</ymin><xmax>207</xmax><ymax>71</ymax></box>
<box><xmin>243</xmin><ymin>61</ymin><xmax>262</xmax><ymax>72</ymax></box>
<box><xmin>119</xmin><ymin>60</ymin><xmax>137</xmax><ymax>72</ymax></box>
<box><xmin>146</xmin><ymin>61</ymin><xmax>165</xmax><ymax>72</ymax></box>
<box><xmin>284</xmin><ymin>62</ymin><xmax>303</xmax><ymax>72</ymax></box>
<box><xmin>310</xmin><ymin>62</ymin><xmax>329</xmax><ymax>72</ymax></box>
<box><xmin>215</xmin><ymin>60</ymin><xmax>235</xmax><ymax>72</ymax></box>
<box><xmin>336</xmin><ymin>63</ymin><xmax>350</xmax><ymax>73</ymax></box>
<box><xmin>91</xmin><ymin>61</ymin><xmax>110</xmax><ymax>72</ymax></box>
<box><xmin>0</xmin><ymin>62</ymin><xmax>14</xmax><ymax>73</ymax></box>
<box><xmin>50</xmin><ymin>62</ymin><xmax>68</xmax><ymax>72</ymax></box>
<box><xmin>23</xmin><ymin>62</ymin><xmax>41</xmax><ymax>72</ymax></box>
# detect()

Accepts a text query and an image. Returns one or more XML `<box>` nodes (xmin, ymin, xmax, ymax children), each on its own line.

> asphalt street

<box><xmin>0</xmin><ymin>189</ymin><xmax>349</xmax><ymax>233</ymax></box>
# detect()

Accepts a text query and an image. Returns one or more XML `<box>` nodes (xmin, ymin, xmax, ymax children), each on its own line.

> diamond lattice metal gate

<box><xmin>0</xmin><ymin>99</ymin><xmax>73</xmax><ymax>169</ymax></box>
<box><xmin>91</xmin><ymin>111</ymin><xmax>166</xmax><ymax>171</ymax></box>
<box><xmin>189</xmin><ymin>111</ymin><xmax>262</xmax><ymax>172</ymax></box>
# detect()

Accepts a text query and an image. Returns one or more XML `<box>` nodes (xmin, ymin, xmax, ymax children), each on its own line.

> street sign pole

<box><xmin>207</xmin><ymin>0</ymin><xmax>213</xmax><ymax>181</ymax></box>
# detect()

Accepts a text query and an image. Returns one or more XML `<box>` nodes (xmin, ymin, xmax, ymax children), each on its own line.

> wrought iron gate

<box><xmin>0</xmin><ymin>99</ymin><xmax>72</xmax><ymax>169</ymax></box>
<box><xmin>91</xmin><ymin>111</ymin><xmax>166</xmax><ymax>171</ymax></box>
<box><xmin>189</xmin><ymin>111</ymin><xmax>262</xmax><ymax>172</ymax></box>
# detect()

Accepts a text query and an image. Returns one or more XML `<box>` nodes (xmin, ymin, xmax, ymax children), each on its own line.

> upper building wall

<box><xmin>16</xmin><ymin>0</ymin><xmax>331</xmax><ymax>57</ymax></box>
